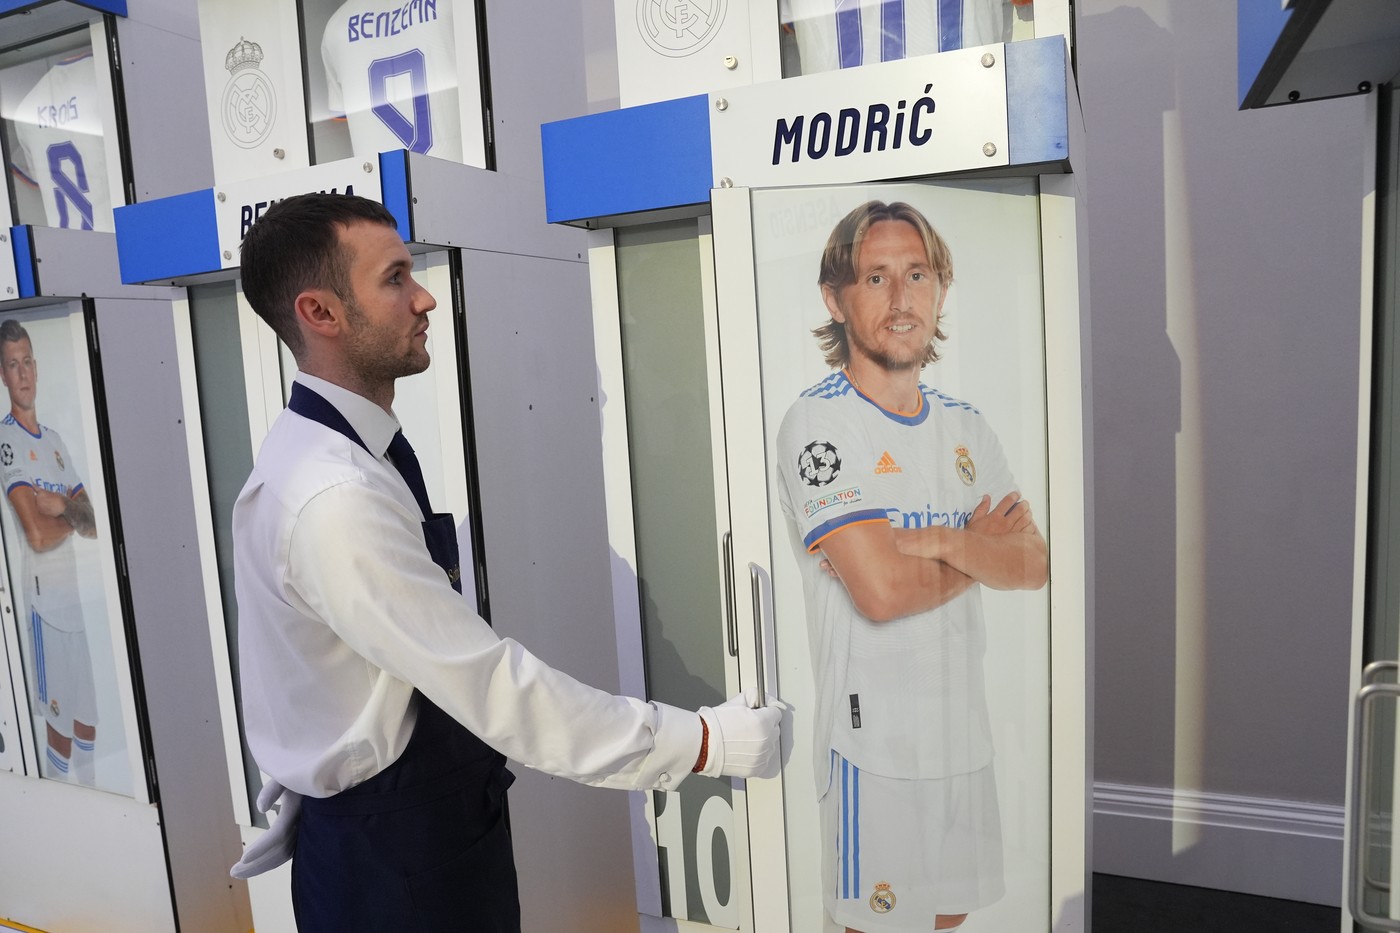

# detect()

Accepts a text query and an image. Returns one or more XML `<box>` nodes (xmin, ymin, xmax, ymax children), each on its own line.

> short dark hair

<box><xmin>0</xmin><ymin>319</ymin><xmax>31</xmax><ymax>350</ymax></box>
<box><xmin>813</xmin><ymin>200</ymin><xmax>953</xmax><ymax>369</ymax></box>
<box><xmin>238</xmin><ymin>193</ymin><xmax>398</xmax><ymax>358</ymax></box>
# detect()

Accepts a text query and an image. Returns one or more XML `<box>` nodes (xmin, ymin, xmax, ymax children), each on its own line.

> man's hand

<box><xmin>696</xmin><ymin>693</ymin><xmax>782</xmax><ymax>780</ymax></box>
<box><xmin>33</xmin><ymin>489</ymin><xmax>67</xmax><ymax>518</ymax></box>
<box><xmin>965</xmin><ymin>492</ymin><xmax>1036</xmax><ymax>537</ymax></box>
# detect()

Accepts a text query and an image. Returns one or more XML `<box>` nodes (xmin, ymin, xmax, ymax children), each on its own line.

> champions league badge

<box><xmin>0</xmin><ymin>443</ymin><xmax>12</xmax><ymax>467</ymax></box>
<box><xmin>954</xmin><ymin>445</ymin><xmax>976</xmax><ymax>486</ymax></box>
<box><xmin>869</xmin><ymin>881</ymin><xmax>896</xmax><ymax>913</ymax></box>
<box><xmin>636</xmin><ymin>0</ymin><xmax>726</xmax><ymax>57</ymax></box>
<box><xmin>799</xmin><ymin>440</ymin><xmax>841</xmax><ymax>487</ymax></box>
<box><xmin>222</xmin><ymin>37</ymin><xmax>277</xmax><ymax>150</ymax></box>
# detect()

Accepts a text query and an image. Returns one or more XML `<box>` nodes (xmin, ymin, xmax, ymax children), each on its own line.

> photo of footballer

<box><xmin>750</xmin><ymin>181</ymin><xmax>1052</xmax><ymax>932</ymax></box>
<box><xmin>0</xmin><ymin>311</ymin><xmax>132</xmax><ymax>797</ymax></box>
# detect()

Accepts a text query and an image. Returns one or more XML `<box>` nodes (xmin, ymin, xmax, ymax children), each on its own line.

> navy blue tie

<box><xmin>387</xmin><ymin>430</ymin><xmax>432</xmax><ymax>519</ymax></box>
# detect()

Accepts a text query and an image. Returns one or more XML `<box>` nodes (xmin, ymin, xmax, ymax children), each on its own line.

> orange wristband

<box><xmin>692</xmin><ymin>716</ymin><xmax>710</xmax><ymax>773</ymax></box>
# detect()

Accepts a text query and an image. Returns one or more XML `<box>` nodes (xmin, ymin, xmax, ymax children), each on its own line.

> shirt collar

<box><xmin>294</xmin><ymin>373</ymin><xmax>401</xmax><ymax>460</ymax></box>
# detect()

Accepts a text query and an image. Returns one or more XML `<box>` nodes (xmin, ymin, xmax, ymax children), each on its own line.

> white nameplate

<box><xmin>709</xmin><ymin>45</ymin><xmax>1010</xmax><ymax>189</ymax></box>
<box><xmin>214</xmin><ymin>159</ymin><xmax>386</xmax><ymax>270</ymax></box>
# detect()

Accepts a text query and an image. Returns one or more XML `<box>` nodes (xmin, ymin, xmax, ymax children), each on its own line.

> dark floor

<box><xmin>1093</xmin><ymin>874</ymin><xmax>1341</xmax><ymax>932</ymax></box>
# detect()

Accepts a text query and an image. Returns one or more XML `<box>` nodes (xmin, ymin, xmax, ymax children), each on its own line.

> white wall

<box><xmin>1077</xmin><ymin>0</ymin><xmax>1369</xmax><ymax>905</ymax></box>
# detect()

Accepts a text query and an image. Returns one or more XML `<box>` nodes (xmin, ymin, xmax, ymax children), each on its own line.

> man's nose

<box><xmin>414</xmin><ymin>283</ymin><xmax>437</xmax><ymax>313</ymax></box>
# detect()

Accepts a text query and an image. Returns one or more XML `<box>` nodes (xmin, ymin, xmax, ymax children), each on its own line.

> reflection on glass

<box><xmin>301</xmin><ymin>0</ymin><xmax>464</xmax><ymax>164</ymax></box>
<box><xmin>779</xmin><ymin>0</ymin><xmax>1034</xmax><ymax>77</ymax></box>
<box><xmin>0</xmin><ymin>305</ymin><xmax>132</xmax><ymax>795</ymax></box>
<box><xmin>189</xmin><ymin>281</ymin><xmax>264</xmax><ymax>818</ymax></box>
<box><xmin>751</xmin><ymin>180</ymin><xmax>1050</xmax><ymax>930</ymax></box>
<box><xmin>0</xmin><ymin>28</ymin><xmax>113</xmax><ymax>231</ymax></box>
<box><xmin>616</xmin><ymin>223</ymin><xmax>739</xmax><ymax>927</ymax></box>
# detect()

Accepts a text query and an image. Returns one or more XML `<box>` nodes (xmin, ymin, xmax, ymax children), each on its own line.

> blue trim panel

<box><xmin>114</xmin><ymin>189</ymin><xmax>220</xmax><ymax>284</ymax></box>
<box><xmin>11</xmin><ymin>226</ymin><xmax>36</xmax><ymax>299</ymax></box>
<box><xmin>379</xmin><ymin>150</ymin><xmax>413</xmax><ymax>241</ymax></box>
<box><xmin>1006</xmin><ymin>37</ymin><xmax>1069</xmax><ymax>166</ymax></box>
<box><xmin>0</xmin><ymin>0</ymin><xmax>125</xmax><ymax>13</ymax></box>
<box><xmin>541</xmin><ymin>94</ymin><xmax>712</xmax><ymax>224</ymax></box>
<box><xmin>1238</xmin><ymin>0</ymin><xmax>1293</xmax><ymax>108</ymax></box>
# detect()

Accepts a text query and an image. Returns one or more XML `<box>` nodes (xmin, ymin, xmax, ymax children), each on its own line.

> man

<box><xmin>775</xmin><ymin>200</ymin><xmax>1048</xmax><ymax>933</ymax></box>
<box><xmin>0</xmin><ymin>319</ymin><xmax>100</xmax><ymax>785</ymax></box>
<box><xmin>228</xmin><ymin>193</ymin><xmax>780</xmax><ymax>931</ymax></box>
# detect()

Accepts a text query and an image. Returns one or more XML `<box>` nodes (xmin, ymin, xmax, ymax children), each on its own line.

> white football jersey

<box><xmin>0</xmin><ymin>414</ymin><xmax>87</xmax><ymax>630</ymax></box>
<box><xmin>321</xmin><ymin>0</ymin><xmax>463</xmax><ymax>161</ymax></box>
<box><xmin>776</xmin><ymin>371</ymin><xmax>1015</xmax><ymax>790</ymax></box>
<box><xmin>10</xmin><ymin>51</ymin><xmax>114</xmax><ymax>232</ymax></box>
<box><xmin>789</xmin><ymin>0</ymin><xmax>1010</xmax><ymax>75</ymax></box>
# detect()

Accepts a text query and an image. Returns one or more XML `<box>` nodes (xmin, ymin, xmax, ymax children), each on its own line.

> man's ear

<box><xmin>293</xmin><ymin>289</ymin><xmax>343</xmax><ymax>340</ymax></box>
<box><xmin>822</xmin><ymin>285</ymin><xmax>846</xmax><ymax>324</ymax></box>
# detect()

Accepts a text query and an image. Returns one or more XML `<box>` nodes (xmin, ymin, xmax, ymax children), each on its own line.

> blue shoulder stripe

<box><xmin>803</xmin><ymin>508</ymin><xmax>890</xmax><ymax>552</ymax></box>
<box><xmin>923</xmin><ymin>385</ymin><xmax>981</xmax><ymax>414</ymax></box>
<box><xmin>800</xmin><ymin>371</ymin><xmax>854</xmax><ymax>400</ymax></box>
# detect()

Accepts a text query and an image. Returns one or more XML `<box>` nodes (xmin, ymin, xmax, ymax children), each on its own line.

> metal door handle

<box><xmin>748</xmin><ymin>563</ymin><xmax>768</xmax><ymax>708</ymax></box>
<box><xmin>1350</xmin><ymin>681</ymin><xmax>1400</xmax><ymax>928</ymax></box>
<box><xmin>1364</xmin><ymin>660</ymin><xmax>1400</xmax><ymax>686</ymax></box>
<box><xmin>722</xmin><ymin>532</ymin><xmax>737</xmax><ymax>658</ymax></box>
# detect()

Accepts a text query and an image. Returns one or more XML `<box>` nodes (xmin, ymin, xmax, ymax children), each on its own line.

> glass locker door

<box><xmin>597</xmin><ymin>218</ymin><xmax>786</xmax><ymax>931</ymax></box>
<box><xmin>714</xmin><ymin>179</ymin><xmax>1053</xmax><ymax>932</ymax></box>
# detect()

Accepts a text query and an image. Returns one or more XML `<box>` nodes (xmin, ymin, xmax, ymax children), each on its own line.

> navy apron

<box><xmin>286</xmin><ymin>383</ymin><xmax>520</xmax><ymax>932</ymax></box>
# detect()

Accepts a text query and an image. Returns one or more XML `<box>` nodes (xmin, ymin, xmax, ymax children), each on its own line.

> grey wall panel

<box><xmin>1079</xmin><ymin>1</ymin><xmax>1367</xmax><ymax>804</ymax></box>
<box><xmin>117</xmin><ymin>6</ymin><xmax>214</xmax><ymax>202</ymax></box>
<box><xmin>458</xmin><ymin>247</ymin><xmax>640</xmax><ymax>933</ymax></box>
<box><xmin>94</xmin><ymin>295</ymin><xmax>252</xmax><ymax>933</ymax></box>
<box><xmin>405</xmin><ymin>154</ymin><xmax>588</xmax><ymax>262</ymax></box>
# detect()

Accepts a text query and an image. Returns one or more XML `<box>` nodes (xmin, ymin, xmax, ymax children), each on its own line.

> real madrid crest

<box><xmin>222</xmin><ymin>37</ymin><xmax>277</xmax><ymax>150</ymax></box>
<box><xmin>869</xmin><ymin>881</ymin><xmax>896</xmax><ymax>913</ymax></box>
<box><xmin>637</xmin><ymin>0</ymin><xmax>727</xmax><ymax>57</ymax></box>
<box><xmin>954</xmin><ymin>445</ymin><xmax>976</xmax><ymax>486</ymax></box>
<box><xmin>54</xmin><ymin>449</ymin><xmax>64</xmax><ymax>471</ymax></box>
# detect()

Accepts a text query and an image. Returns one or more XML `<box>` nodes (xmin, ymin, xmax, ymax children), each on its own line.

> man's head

<box><xmin>813</xmin><ymin>200</ymin><xmax>953</xmax><ymax>371</ymax></box>
<box><xmin>0</xmin><ymin>320</ymin><xmax>37</xmax><ymax>414</ymax></box>
<box><xmin>239</xmin><ymin>193</ymin><xmax>400</xmax><ymax>360</ymax></box>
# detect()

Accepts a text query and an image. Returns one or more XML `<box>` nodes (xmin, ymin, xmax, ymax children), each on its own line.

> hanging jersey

<box><xmin>0</xmin><ymin>415</ymin><xmax>86</xmax><ymax>631</ymax></box>
<box><xmin>788</xmin><ymin>0</ymin><xmax>1009</xmax><ymax>75</ymax></box>
<box><xmin>776</xmin><ymin>371</ymin><xmax>1015</xmax><ymax>791</ymax></box>
<box><xmin>321</xmin><ymin>0</ymin><xmax>463</xmax><ymax>161</ymax></box>
<box><xmin>10</xmin><ymin>52</ymin><xmax>114</xmax><ymax>232</ymax></box>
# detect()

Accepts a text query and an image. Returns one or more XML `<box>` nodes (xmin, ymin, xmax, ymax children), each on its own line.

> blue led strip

<box><xmin>10</xmin><ymin>226</ymin><xmax>36</xmax><ymax>299</ymax></box>
<box><xmin>113</xmin><ymin>189</ymin><xmax>220</xmax><ymax>284</ymax></box>
<box><xmin>379</xmin><ymin>150</ymin><xmax>413</xmax><ymax>242</ymax></box>
<box><xmin>541</xmin><ymin>95</ymin><xmax>712</xmax><ymax>225</ymax></box>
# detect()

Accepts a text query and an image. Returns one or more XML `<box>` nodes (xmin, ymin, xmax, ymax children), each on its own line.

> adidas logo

<box><xmin>875</xmin><ymin>451</ymin><xmax>902</xmax><ymax>474</ymax></box>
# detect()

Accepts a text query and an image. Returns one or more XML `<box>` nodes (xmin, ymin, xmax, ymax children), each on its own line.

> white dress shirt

<box><xmin>233</xmin><ymin>373</ymin><xmax>700</xmax><ymax>797</ymax></box>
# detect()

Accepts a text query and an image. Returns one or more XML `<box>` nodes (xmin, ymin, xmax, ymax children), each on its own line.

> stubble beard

<box><xmin>342</xmin><ymin>294</ymin><xmax>430</xmax><ymax>386</ymax></box>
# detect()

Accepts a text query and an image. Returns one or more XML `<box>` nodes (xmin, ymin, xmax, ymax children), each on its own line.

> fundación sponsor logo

<box><xmin>803</xmin><ymin>486</ymin><xmax>862</xmax><ymax>519</ymax></box>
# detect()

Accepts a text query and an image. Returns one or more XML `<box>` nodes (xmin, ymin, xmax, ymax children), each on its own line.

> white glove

<box><xmin>229</xmin><ymin>778</ymin><xmax>302</xmax><ymax>880</ymax></box>
<box><xmin>697</xmin><ymin>693</ymin><xmax>782</xmax><ymax>779</ymax></box>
